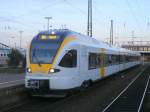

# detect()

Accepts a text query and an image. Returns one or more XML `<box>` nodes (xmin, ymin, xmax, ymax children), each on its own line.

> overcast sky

<box><xmin>0</xmin><ymin>0</ymin><xmax>150</xmax><ymax>48</ymax></box>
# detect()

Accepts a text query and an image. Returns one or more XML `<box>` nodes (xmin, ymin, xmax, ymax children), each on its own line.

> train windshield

<box><xmin>30</xmin><ymin>37</ymin><xmax>63</xmax><ymax>64</ymax></box>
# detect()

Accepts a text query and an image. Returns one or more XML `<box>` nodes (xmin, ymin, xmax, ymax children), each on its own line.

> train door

<box><xmin>79</xmin><ymin>45</ymin><xmax>89</xmax><ymax>81</ymax></box>
<box><xmin>57</xmin><ymin>46</ymin><xmax>81</xmax><ymax>88</ymax></box>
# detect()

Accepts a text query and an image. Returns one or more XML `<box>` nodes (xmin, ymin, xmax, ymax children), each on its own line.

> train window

<box><xmin>104</xmin><ymin>54</ymin><xmax>118</xmax><ymax>66</ymax></box>
<box><xmin>116</xmin><ymin>55</ymin><xmax>120</xmax><ymax>63</ymax></box>
<box><xmin>89</xmin><ymin>53</ymin><xmax>96</xmax><ymax>69</ymax></box>
<box><xmin>88</xmin><ymin>53</ymin><xmax>100</xmax><ymax>69</ymax></box>
<box><xmin>96</xmin><ymin>54</ymin><xmax>100</xmax><ymax>67</ymax></box>
<box><xmin>125</xmin><ymin>56</ymin><xmax>130</xmax><ymax>62</ymax></box>
<box><xmin>106</xmin><ymin>55</ymin><xmax>117</xmax><ymax>64</ymax></box>
<box><xmin>111</xmin><ymin>55</ymin><xmax>117</xmax><ymax>64</ymax></box>
<box><xmin>104</xmin><ymin>54</ymin><xmax>110</xmax><ymax>66</ymax></box>
<box><xmin>59</xmin><ymin>50</ymin><xmax>77</xmax><ymax>68</ymax></box>
<box><xmin>120</xmin><ymin>55</ymin><xmax>125</xmax><ymax>63</ymax></box>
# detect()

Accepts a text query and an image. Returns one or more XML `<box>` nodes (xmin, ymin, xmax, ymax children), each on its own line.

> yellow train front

<box><xmin>25</xmin><ymin>29</ymin><xmax>140</xmax><ymax>97</ymax></box>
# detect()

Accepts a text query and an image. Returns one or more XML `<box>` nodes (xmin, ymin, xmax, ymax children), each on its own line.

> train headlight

<box><xmin>27</xmin><ymin>68</ymin><xmax>32</xmax><ymax>73</ymax></box>
<box><xmin>49</xmin><ymin>68</ymin><xmax>55</xmax><ymax>73</ymax></box>
<box><xmin>49</xmin><ymin>68</ymin><xmax>60</xmax><ymax>73</ymax></box>
<box><xmin>51</xmin><ymin>31</ymin><xmax>55</xmax><ymax>35</ymax></box>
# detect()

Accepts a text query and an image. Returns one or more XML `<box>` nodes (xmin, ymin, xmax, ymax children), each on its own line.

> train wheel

<box><xmin>80</xmin><ymin>80</ymin><xmax>92</xmax><ymax>91</ymax></box>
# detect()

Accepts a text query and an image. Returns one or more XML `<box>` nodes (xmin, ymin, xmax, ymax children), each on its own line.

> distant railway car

<box><xmin>25</xmin><ymin>29</ymin><xmax>141</xmax><ymax>97</ymax></box>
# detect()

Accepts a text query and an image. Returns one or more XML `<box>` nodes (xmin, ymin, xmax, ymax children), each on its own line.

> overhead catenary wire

<box><xmin>63</xmin><ymin>0</ymin><xmax>104</xmax><ymax>37</ymax></box>
<box><xmin>17</xmin><ymin>0</ymin><xmax>63</xmax><ymax>18</ymax></box>
<box><xmin>0</xmin><ymin>0</ymin><xmax>149</xmax><ymax>43</ymax></box>
<box><xmin>135</xmin><ymin>0</ymin><xmax>148</xmax><ymax>38</ymax></box>
<box><xmin>0</xmin><ymin>0</ymin><xmax>64</xmax><ymax>31</ymax></box>
<box><xmin>63</xmin><ymin>0</ymin><xmax>87</xmax><ymax>16</ymax></box>
<box><xmin>125</xmin><ymin>0</ymin><xmax>143</xmax><ymax>33</ymax></box>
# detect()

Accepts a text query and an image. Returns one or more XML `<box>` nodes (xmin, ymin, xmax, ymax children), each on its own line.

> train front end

<box><xmin>25</xmin><ymin>30</ymin><xmax>79</xmax><ymax>97</ymax></box>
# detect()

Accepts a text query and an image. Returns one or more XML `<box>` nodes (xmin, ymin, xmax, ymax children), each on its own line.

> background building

<box><xmin>0</xmin><ymin>43</ymin><xmax>12</xmax><ymax>66</ymax></box>
<box><xmin>122</xmin><ymin>41</ymin><xmax>150</xmax><ymax>62</ymax></box>
<box><xmin>0</xmin><ymin>42</ymin><xmax>26</xmax><ymax>67</ymax></box>
<box><xmin>0</xmin><ymin>48</ymin><xmax>11</xmax><ymax>66</ymax></box>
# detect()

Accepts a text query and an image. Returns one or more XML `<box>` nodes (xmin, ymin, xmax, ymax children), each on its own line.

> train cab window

<box><xmin>59</xmin><ymin>50</ymin><xmax>77</xmax><ymax>68</ymax></box>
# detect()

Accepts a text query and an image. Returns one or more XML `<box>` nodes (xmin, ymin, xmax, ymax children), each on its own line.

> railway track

<box><xmin>141</xmin><ymin>69</ymin><xmax>150</xmax><ymax>112</ymax></box>
<box><xmin>3</xmin><ymin>65</ymin><xmax>149</xmax><ymax>112</ymax></box>
<box><xmin>102</xmin><ymin>65</ymin><xmax>150</xmax><ymax>112</ymax></box>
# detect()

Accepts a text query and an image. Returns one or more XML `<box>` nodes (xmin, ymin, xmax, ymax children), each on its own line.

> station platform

<box><xmin>0</xmin><ymin>73</ymin><xmax>25</xmax><ymax>89</ymax></box>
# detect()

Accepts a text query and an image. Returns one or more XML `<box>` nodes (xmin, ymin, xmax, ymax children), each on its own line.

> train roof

<box><xmin>37</xmin><ymin>29</ymin><xmax>140</xmax><ymax>56</ymax></box>
<box><xmin>38</xmin><ymin>29</ymin><xmax>71</xmax><ymax>36</ymax></box>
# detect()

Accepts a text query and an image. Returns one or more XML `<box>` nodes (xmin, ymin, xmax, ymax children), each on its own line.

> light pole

<box><xmin>87</xmin><ymin>0</ymin><xmax>92</xmax><ymax>37</ymax></box>
<box><xmin>110</xmin><ymin>20</ymin><xmax>114</xmax><ymax>45</ymax></box>
<box><xmin>19</xmin><ymin>30</ymin><xmax>23</xmax><ymax>49</ymax></box>
<box><xmin>45</xmin><ymin>17</ymin><xmax>52</xmax><ymax>31</ymax></box>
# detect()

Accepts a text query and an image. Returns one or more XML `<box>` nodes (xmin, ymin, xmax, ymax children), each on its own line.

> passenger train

<box><xmin>25</xmin><ymin>29</ymin><xmax>141</xmax><ymax>97</ymax></box>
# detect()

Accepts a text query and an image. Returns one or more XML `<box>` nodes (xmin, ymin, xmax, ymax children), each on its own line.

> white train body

<box><xmin>25</xmin><ymin>29</ymin><xmax>140</xmax><ymax>96</ymax></box>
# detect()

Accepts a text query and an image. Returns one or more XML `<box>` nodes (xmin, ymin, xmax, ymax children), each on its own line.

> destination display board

<box><xmin>40</xmin><ymin>35</ymin><xmax>60</xmax><ymax>40</ymax></box>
